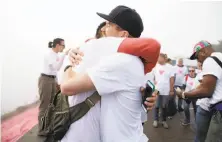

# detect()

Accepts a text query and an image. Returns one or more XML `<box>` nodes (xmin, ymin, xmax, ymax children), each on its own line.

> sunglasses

<box><xmin>189</xmin><ymin>70</ymin><xmax>195</xmax><ymax>72</ymax></box>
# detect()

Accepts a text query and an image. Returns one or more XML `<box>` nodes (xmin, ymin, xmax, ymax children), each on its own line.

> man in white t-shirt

<box><xmin>175</xmin><ymin>40</ymin><xmax>222</xmax><ymax>142</ymax></box>
<box><xmin>61</xmin><ymin>37</ymin><xmax>160</xmax><ymax>142</ymax></box>
<box><xmin>152</xmin><ymin>53</ymin><xmax>175</xmax><ymax>129</ymax></box>
<box><xmin>60</xmin><ymin>5</ymin><xmax>160</xmax><ymax>142</ymax></box>
<box><xmin>174</xmin><ymin>58</ymin><xmax>188</xmax><ymax>112</ymax></box>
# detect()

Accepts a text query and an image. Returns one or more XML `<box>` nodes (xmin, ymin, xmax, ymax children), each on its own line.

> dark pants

<box><xmin>38</xmin><ymin>75</ymin><xmax>56</xmax><ymax>134</ymax></box>
<box><xmin>184</xmin><ymin>99</ymin><xmax>197</xmax><ymax>123</ymax></box>
<box><xmin>195</xmin><ymin>106</ymin><xmax>213</xmax><ymax>142</ymax></box>
<box><xmin>205</xmin><ymin>111</ymin><xmax>222</xmax><ymax>142</ymax></box>
<box><xmin>154</xmin><ymin>95</ymin><xmax>169</xmax><ymax>121</ymax></box>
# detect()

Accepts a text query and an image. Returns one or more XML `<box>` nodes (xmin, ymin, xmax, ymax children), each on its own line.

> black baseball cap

<box><xmin>97</xmin><ymin>5</ymin><xmax>144</xmax><ymax>38</ymax></box>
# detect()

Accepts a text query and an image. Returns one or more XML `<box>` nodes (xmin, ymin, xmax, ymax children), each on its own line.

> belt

<box><xmin>41</xmin><ymin>73</ymin><xmax>56</xmax><ymax>78</ymax></box>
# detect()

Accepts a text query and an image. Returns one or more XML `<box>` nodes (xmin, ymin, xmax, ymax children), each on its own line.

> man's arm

<box><xmin>184</xmin><ymin>57</ymin><xmax>221</xmax><ymax>98</ymax></box>
<box><xmin>170</xmin><ymin>77</ymin><xmax>175</xmax><ymax>91</ymax></box>
<box><xmin>184</xmin><ymin>75</ymin><xmax>217</xmax><ymax>98</ymax></box>
<box><xmin>61</xmin><ymin>69</ymin><xmax>95</xmax><ymax>95</ymax></box>
<box><xmin>61</xmin><ymin>54</ymin><xmax>126</xmax><ymax>96</ymax></box>
<box><xmin>169</xmin><ymin>67</ymin><xmax>175</xmax><ymax>95</ymax></box>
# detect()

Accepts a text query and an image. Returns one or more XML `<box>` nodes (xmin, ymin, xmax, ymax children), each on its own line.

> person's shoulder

<box><xmin>104</xmin><ymin>53</ymin><xmax>141</xmax><ymax>65</ymax></box>
<box><xmin>101</xmin><ymin>53</ymin><xmax>143</xmax><ymax>73</ymax></box>
<box><xmin>94</xmin><ymin>37</ymin><xmax>124</xmax><ymax>46</ymax></box>
<box><xmin>203</xmin><ymin>53</ymin><xmax>222</xmax><ymax>68</ymax></box>
<box><xmin>44</xmin><ymin>49</ymin><xmax>54</xmax><ymax>59</ymax></box>
<box><xmin>212</xmin><ymin>52</ymin><xmax>222</xmax><ymax>61</ymax></box>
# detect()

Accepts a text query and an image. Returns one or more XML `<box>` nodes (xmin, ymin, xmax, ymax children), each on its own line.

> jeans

<box><xmin>184</xmin><ymin>99</ymin><xmax>197</xmax><ymax>123</ymax></box>
<box><xmin>174</xmin><ymin>86</ymin><xmax>183</xmax><ymax>111</ymax></box>
<box><xmin>154</xmin><ymin>95</ymin><xmax>169</xmax><ymax>121</ymax></box>
<box><xmin>195</xmin><ymin>106</ymin><xmax>213</xmax><ymax>142</ymax></box>
<box><xmin>205</xmin><ymin>111</ymin><xmax>222</xmax><ymax>142</ymax></box>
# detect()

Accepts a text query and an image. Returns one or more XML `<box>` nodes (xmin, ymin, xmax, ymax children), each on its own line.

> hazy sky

<box><xmin>1</xmin><ymin>0</ymin><xmax>222</xmax><ymax>114</ymax></box>
<box><xmin>3</xmin><ymin>0</ymin><xmax>222</xmax><ymax>57</ymax></box>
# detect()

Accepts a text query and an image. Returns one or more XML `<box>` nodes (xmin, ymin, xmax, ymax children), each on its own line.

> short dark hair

<box><xmin>48</xmin><ymin>38</ymin><xmax>64</xmax><ymax>48</ymax></box>
<box><xmin>167</xmin><ymin>58</ymin><xmax>172</xmax><ymax>62</ymax></box>
<box><xmin>95</xmin><ymin>22</ymin><xmax>106</xmax><ymax>39</ymax></box>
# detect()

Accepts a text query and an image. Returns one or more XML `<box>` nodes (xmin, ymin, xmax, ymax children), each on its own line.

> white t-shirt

<box><xmin>87</xmin><ymin>53</ymin><xmax>148</xmax><ymax>142</ymax></box>
<box><xmin>197</xmin><ymin>52</ymin><xmax>222</xmax><ymax>111</ymax></box>
<box><xmin>201</xmin><ymin>52</ymin><xmax>222</xmax><ymax>104</ymax></box>
<box><xmin>174</xmin><ymin>66</ymin><xmax>188</xmax><ymax>86</ymax></box>
<box><xmin>41</xmin><ymin>49</ymin><xmax>66</xmax><ymax>76</ymax></box>
<box><xmin>61</xmin><ymin>37</ymin><xmax>123</xmax><ymax>142</ymax></box>
<box><xmin>153</xmin><ymin>64</ymin><xmax>174</xmax><ymax>95</ymax></box>
<box><xmin>195</xmin><ymin>72</ymin><xmax>210</xmax><ymax>110</ymax></box>
<box><xmin>183</xmin><ymin>75</ymin><xmax>196</xmax><ymax>92</ymax></box>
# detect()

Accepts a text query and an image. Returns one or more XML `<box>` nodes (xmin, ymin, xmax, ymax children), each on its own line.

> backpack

<box><xmin>209</xmin><ymin>56</ymin><xmax>222</xmax><ymax>112</ymax></box>
<box><xmin>40</xmin><ymin>90</ymin><xmax>100</xmax><ymax>141</ymax></box>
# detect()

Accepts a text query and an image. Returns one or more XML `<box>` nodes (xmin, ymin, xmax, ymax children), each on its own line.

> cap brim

<box><xmin>96</xmin><ymin>12</ymin><xmax>116</xmax><ymax>24</ymax></box>
<box><xmin>189</xmin><ymin>52</ymin><xmax>197</xmax><ymax>60</ymax></box>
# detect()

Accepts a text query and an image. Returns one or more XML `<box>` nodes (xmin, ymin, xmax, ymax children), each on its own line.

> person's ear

<box><xmin>120</xmin><ymin>31</ymin><xmax>129</xmax><ymax>37</ymax></box>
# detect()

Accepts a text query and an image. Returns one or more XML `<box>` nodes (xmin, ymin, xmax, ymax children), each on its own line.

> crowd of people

<box><xmin>38</xmin><ymin>5</ymin><xmax>222</xmax><ymax>142</ymax></box>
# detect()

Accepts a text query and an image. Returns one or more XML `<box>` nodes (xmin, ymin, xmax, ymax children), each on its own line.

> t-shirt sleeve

<box><xmin>202</xmin><ymin>57</ymin><xmax>222</xmax><ymax>80</ymax></box>
<box><xmin>86</xmin><ymin>54</ymin><xmax>132</xmax><ymax>96</ymax></box>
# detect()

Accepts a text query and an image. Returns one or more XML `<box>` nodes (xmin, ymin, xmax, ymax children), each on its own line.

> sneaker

<box><xmin>153</xmin><ymin>120</ymin><xmax>158</xmax><ymax>128</ymax></box>
<box><xmin>162</xmin><ymin>121</ymin><xmax>169</xmax><ymax>129</ymax></box>
<box><xmin>181</xmin><ymin>121</ymin><xmax>191</xmax><ymax>126</ymax></box>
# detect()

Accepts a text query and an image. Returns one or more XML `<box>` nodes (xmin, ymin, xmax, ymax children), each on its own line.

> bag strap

<box><xmin>210</xmin><ymin>56</ymin><xmax>222</xmax><ymax>69</ymax></box>
<box><xmin>69</xmin><ymin>91</ymin><xmax>101</xmax><ymax>124</ymax></box>
<box><xmin>52</xmin><ymin>90</ymin><xmax>61</xmax><ymax>105</ymax></box>
<box><xmin>84</xmin><ymin>91</ymin><xmax>101</xmax><ymax>108</ymax></box>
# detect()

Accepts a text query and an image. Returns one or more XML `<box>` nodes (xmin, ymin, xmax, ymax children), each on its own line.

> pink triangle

<box><xmin>178</xmin><ymin>70</ymin><xmax>183</xmax><ymax>74</ymax></box>
<box><xmin>159</xmin><ymin>70</ymin><xmax>165</xmax><ymax>75</ymax></box>
<box><xmin>189</xmin><ymin>82</ymin><xmax>193</xmax><ymax>86</ymax></box>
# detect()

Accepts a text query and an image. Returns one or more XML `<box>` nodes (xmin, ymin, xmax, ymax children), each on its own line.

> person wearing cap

<box><xmin>175</xmin><ymin>40</ymin><xmax>222</xmax><ymax>142</ymax></box>
<box><xmin>61</xmin><ymin>5</ymin><xmax>160</xmax><ymax>142</ymax></box>
<box><xmin>68</xmin><ymin>5</ymin><xmax>157</xmax><ymax>115</ymax></box>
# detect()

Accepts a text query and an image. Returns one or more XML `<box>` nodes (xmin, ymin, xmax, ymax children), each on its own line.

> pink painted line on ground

<box><xmin>1</xmin><ymin>106</ymin><xmax>39</xmax><ymax>142</ymax></box>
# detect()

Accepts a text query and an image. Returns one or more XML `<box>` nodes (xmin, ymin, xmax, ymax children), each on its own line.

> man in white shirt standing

<box><xmin>175</xmin><ymin>40</ymin><xmax>222</xmax><ymax>142</ymax></box>
<box><xmin>152</xmin><ymin>53</ymin><xmax>175</xmax><ymax>129</ymax></box>
<box><xmin>174</xmin><ymin>58</ymin><xmax>188</xmax><ymax>112</ymax></box>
